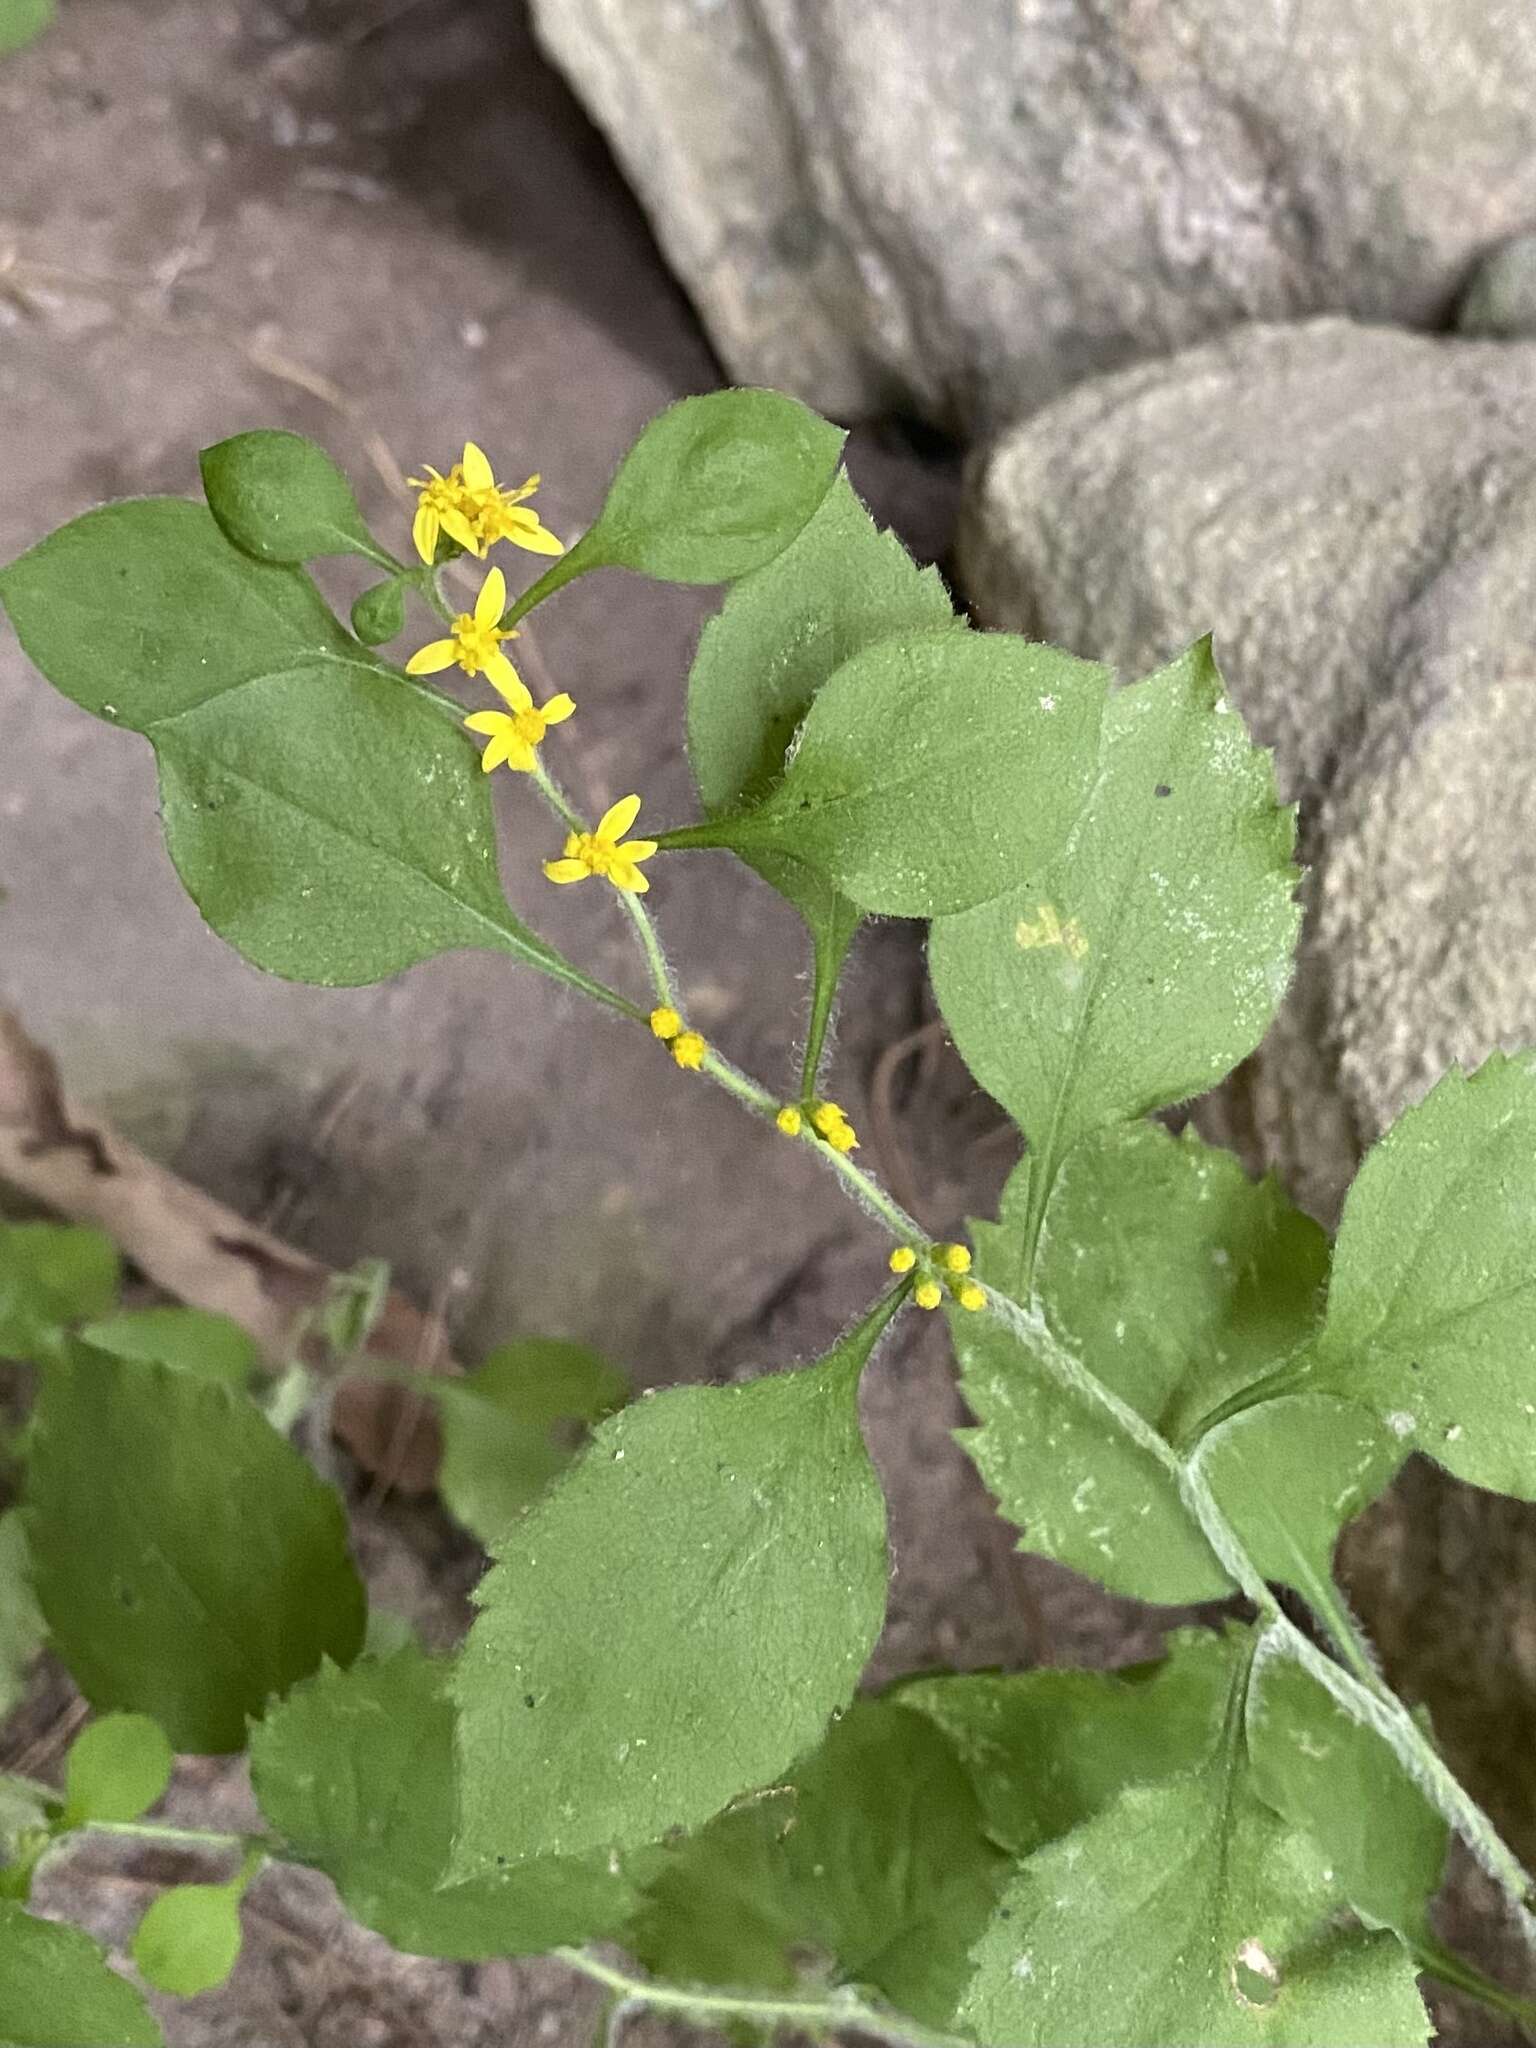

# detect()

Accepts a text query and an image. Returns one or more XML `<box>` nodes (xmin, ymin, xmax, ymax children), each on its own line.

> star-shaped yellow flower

<box><xmin>404</xmin><ymin>565</ymin><xmax>522</xmax><ymax>692</ymax></box>
<box><xmin>409</xmin><ymin>442</ymin><xmax>564</xmax><ymax>565</ymax></box>
<box><xmin>544</xmin><ymin>795</ymin><xmax>658</xmax><ymax>895</ymax></box>
<box><xmin>463</xmin><ymin>685</ymin><xmax>575</xmax><ymax>774</ymax></box>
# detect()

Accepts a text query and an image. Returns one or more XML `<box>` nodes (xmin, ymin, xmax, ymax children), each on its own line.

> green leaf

<box><xmin>564</xmin><ymin>388</ymin><xmax>846</xmax><ymax>590</ymax></box>
<box><xmin>0</xmin><ymin>1224</ymin><xmax>119</xmax><ymax>1366</ymax></box>
<box><xmin>0</xmin><ymin>1901</ymin><xmax>162</xmax><ymax>2047</ymax></box>
<box><xmin>898</xmin><ymin>1627</ymin><xmax>1239</xmax><ymax>1860</ymax></box>
<box><xmin>685</xmin><ymin>629</ymin><xmax>1108</xmax><ymax>919</ymax></box>
<box><xmin>1196</xmin><ymin>1395</ymin><xmax>1399</xmax><ymax>1627</ymax></box>
<box><xmin>0</xmin><ymin>1514</ymin><xmax>43</xmax><ymax>1725</ymax></box>
<box><xmin>436</xmin><ymin>1339</ymin><xmax>628</xmax><ymax>1546</ymax></box>
<box><xmin>626</xmin><ymin>1696</ymin><xmax>1007</xmax><ymax>2030</ymax></box>
<box><xmin>452</xmin><ymin>1295</ymin><xmax>898</xmax><ymax>1875</ymax></box>
<box><xmin>200</xmin><ymin>430</ymin><xmax>389</xmax><ymax>568</ymax></box>
<box><xmin>1247</xmin><ymin>1637</ymin><xmax>1448</xmax><ymax>1948</ymax></box>
<box><xmin>63</xmin><ymin>1714</ymin><xmax>174</xmax><ymax>1827</ymax></box>
<box><xmin>960</xmin><ymin>1713</ymin><xmax>1429</xmax><ymax>2046</ymax></box>
<box><xmin>80</xmin><ymin>1307</ymin><xmax>260</xmax><ymax>1389</ymax></box>
<box><xmin>0</xmin><ymin>0</ymin><xmax>52</xmax><ymax>56</ymax></box>
<box><xmin>929</xmin><ymin>639</ymin><xmax>1299</xmax><ymax>1241</ymax></box>
<box><xmin>687</xmin><ymin>473</ymin><xmax>958</xmax><ymax>1070</ymax></box>
<box><xmin>0</xmin><ymin>500</ymin><xmax>594</xmax><ymax>996</ymax></box>
<box><xmin>131</xmin><ymin>1880</ymin><xmax>244</xmax><ymax>1997</ymax></box>
<box><xmin>251</xmin><ymin>1645</ymin><xmax>641</xmax><ymax>1957</ymax></box>
<box><xmin>24</xmin><ymin>1344</ymin><xmax>365</xmax><ymax>1751</ymax></box>
<box><xmin>350</xmin><ymin>576</ymin><xmax>406</xmax><ymax>645</ymax></box>
<box><xmin>1296</xmin><ymin>1055</ymin><xmax>1536</xmax><ymax>1499</ymax></box>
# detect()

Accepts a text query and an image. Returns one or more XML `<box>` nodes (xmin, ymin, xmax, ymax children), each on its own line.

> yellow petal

<box><xmin>504</xmin><ymin>735</ymin><xmax>538</xmax><ymax>772</ymax></box>
<box><xmin>464</xmin><ymin>710</ymin><xmax>512</xmax><ymax>736</ymax></box>
<box><xmin>412</xmin><ymin>503</ymin><xmax>439</xmax><ymax>565</ymax></box>
<box><xmin>441</xmin><ymin>505</ymin><xmax>482</xmax><ymax>555</ymax></box>
<box><xmin>508</xmin><ymin>517</ymin><xmax>565</xmax><ymax>557</ymax></box>
<box><xmin>460</xmin><ymin>441</ymin><xmax>495</xmax><ymax>492</ymax></box>
<box><xmin>616</xmin><ymin>839</ymin><xmax>657</xmax><ymax>864</ymax></box>
<box><xmin>475</xmin><ymin>565</ymin><xmax>508</xmax><ymax>629</ymax></box>
<box><xmin>611</xmin><ymin>863</ymin><xmax>651</xmax><ymax>894</ymax></box>
<box><xmin>598</xmin><ymin>793</ymin><xmax>642</xmax><ymax>842</ymax></box>
<box><xmin>485</xmin><ymin>651</ymin><xmax>529</xmax><ymax>705</ymax></box>
<box><xmin>541</xmin><ymin>693</ymin><xmax>576</xmax><ymax>725</ymax></box>
<box><xmin>544</xmin><ymin>858</ymin><xmax>591</xmax><ymax>884</ymax></box>
<box><xmin>405</xmin><ymin>639</ymin><xmax>457</xmax><ymax>675</ymax></box>
<box><xmin>479</xmin><ymin>733</ymin><xmax>511</xmax><ymax>773</ymax></box>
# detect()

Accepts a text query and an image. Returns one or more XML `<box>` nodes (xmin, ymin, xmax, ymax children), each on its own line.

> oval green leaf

<box><xmin>63</xmin><ymin>1714</ymin><xmax>174</xmax><ymax>1827</ymax></box>
<box><xmin>200</xmin><ymin>430</ymin><xmax>389</xmax><ymax>568</ymax></box>
<box><xmin>131</xmin><ymin>1881</ymin><xmax>243</xmax><ymax>1998</ymax></box>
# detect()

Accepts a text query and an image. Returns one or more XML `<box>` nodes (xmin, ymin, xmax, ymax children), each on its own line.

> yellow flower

<box><xmin>955</xmin><ymin>1280</ymin><xmax>986</xmax><ymax>1313</ymax></box>
<box><xmin>776</xmin><ymin>1106</ymin><xmax>804</xmax><ymax>1137</ymax></box>
<box><xmin>406</xmin><ymin>566</ymin><xmax>522</xmax><ymax>690</ymax></box>
<box><xmin>409</xmin><ymin>442</ymin><xmax>564</xmax><ymax>565</ymax></box>
<box><xmin>810</xmin><ymin>1100</ymin><xmax>858</xmax><ymax>1153</ymax></box>
<box><xmin>650</xmin><ymin>1006</ymin><xmax>682</xmax><ymax>1041</ymax></box>
<box><xmin>544</xmin><ymin>795</ymin><xmax>658</xmax><ymax>895</ymax></box>
<box><xmin>463</xmin><ymin>693</ymin><xmax>574</xmax><ymax>775</ymax></box>
<box><xmin>670</xmin><ymin>1030</ymin><xmax>707</xmax><ymax>1071</ymax></box>
<box><xmin>888</xmin><ymin>1246</ymin><xmax>917</xmax><ymax>1274</ymax></box>
<box><xmin>940</xmin><ymin>1243</ymin><xmax>972</xmax><ymax>1275</ymax></box>
<box><xmin>914</xmin><ymin>1279</ymin><xmax>943</xmax><ymax>1311</ymax></box>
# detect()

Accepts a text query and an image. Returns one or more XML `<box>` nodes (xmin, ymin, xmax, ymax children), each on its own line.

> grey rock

<box><xmin>958</xmin><ymin>317</ymin><xmax>1536</xmax><ymax>1225</ymax></box>
<box><xmin>531</xmin><ymin>0</ymin><xmax>1536</xmax><ymax>433</ymax></box>
<box><xmin>1458</xmin><ymin>232</ymin><xmax>1536</xmax><ymax>338</ymax></box>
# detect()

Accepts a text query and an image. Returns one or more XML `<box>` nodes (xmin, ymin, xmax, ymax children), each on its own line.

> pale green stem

<box><xmin>80</xmin><ymin>1819</ymin><xmax>263</xmax><ymax>1853</ymax></box>
<box><xmin>557</xmin><ymin>1948</ymin><xmax>973</xmax><ymax>2048</ymax></box>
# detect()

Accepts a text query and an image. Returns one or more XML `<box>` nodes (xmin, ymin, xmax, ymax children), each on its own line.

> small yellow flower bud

<box><xmin>941</xmin><ymin>1243</ymin><xmax>973</xmax><ymax>1274</ymax></box>
<box><xmin>956</xmin><ymin>1281</ymin><xmax>986</xmax><ymax>1312</ymax></box>
<box><xmin>671</xmin><ymin>1030</ymin><xmax>707</xmax><ymax>1071</ymax></box>
<box><xmin>811</xmin><ymin>1101</ymin><xmax>844</xmax><ymax>1139</ymax></box>
<box><xmin>827</xmin><ymin>1122</ymin><xmax>858</xmax><ymax>1153</ymax></box>
<box><xmin>776</xmin><ymin>1106</ymin><xmax>804</xmax><ymax>1137</ymax></box>
<box><xmin>649</xmin><ymin>1006</ymin><xmax>682</xmax><ymax>1041</ymax></box>
<box><xmin>914</xmin><ymin>1279</ymin><xmax>943</xmax><ymax>1311</ymax></box>
<box><xmin>889</xmin><ymin>1246</ymin><xmax>917</xmax><ymax>1274</ymax></box>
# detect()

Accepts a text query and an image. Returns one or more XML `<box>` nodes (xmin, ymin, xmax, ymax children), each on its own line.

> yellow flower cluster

<box><xmin>889</xmin><ymin>1242</ymin><xmax>983</xmax><ymax>1312</ymax></box>
<box><xmin>410</xmin><ymin>442</ymin><xmax>563</xmax><ymax>566</ymax></box>
<box><xmin>650</xmin><ymin>1006</ymin><xmax>706</xmax><ymax>1071</ymax></box>
<box><xmin>405</xmin><ymin>565</ymin><xmax>575</xmax><ymax>775</ymax></box>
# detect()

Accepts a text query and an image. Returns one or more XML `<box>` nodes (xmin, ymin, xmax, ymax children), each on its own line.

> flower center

<box><xmin>570</xmin><ymin>831</ymin><xmax>617</xmax><ymax>877</ymax></box>
<box><xmin>451</xmin><ymin>613</ymin><xmax>505</xmax><ymax>673</ymax></box>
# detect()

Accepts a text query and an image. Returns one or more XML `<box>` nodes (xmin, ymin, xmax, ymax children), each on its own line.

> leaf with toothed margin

<box><xmin>450</xmin><ymin>1295</ymin><xmax>898</xmax><ymax>1876</ymax></box>
<box><xmin>929</xmin><ymin>637</ymin><xmax>1300</xmax><ymax>1258</ymax></box>
<box><xmin>1292</xmin><ymin>1055</ymin><xmax>1536</xmax><ymax>1502</ymax></box>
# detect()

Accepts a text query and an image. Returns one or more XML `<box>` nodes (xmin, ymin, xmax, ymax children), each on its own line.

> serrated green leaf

<box><xmin>688</xmin><ymin>474</ymin><xmax>957</xmax><ymax>815</ymax></box>
<box><xmin>0</xmin><ymin>1514</ymin><xmax>43</xmax><ymax>1725</ymax></box>
<box><xmin>452</xmin><ymin>1296</ymin><xmax>898</xmax><ymax>1876</ymax></box>
<box><xmin>960</xmin><ymin>1708</ymin><xmax>1430</xmax><ymax>2047</ymax></box>
<box><xmin>23</xmin><ymin>1343</ymin><xmax>365</xmax><ymax>1751</ymax></box>
<box><xmin>200</xmin><ymin>430</ymin><xmax>389</xmax><ymax>568</ymax></box>
<box><xmin>0</xmin><ymin>1224</ymin><xmax>119</xmax><ymax>1366</ymax></box>
<box><xmin>80</xmin><ymin>1307</ymin><xmax>260</xmax><ymax>1389</ymax></box>
<box><xmin>0</xmin><ymin>501</ymin><xmax>597</xmax><ymax>996</ymax></box>
<box><xmin>569</xmin><ymin>388</ymin><xmax>846</xmax><ymax>588</ymax></box>
<box><xmin>899</xmin><ymin>1627</ymin><xmax>1239</xmax><ymax>1860</ymax></box>
<box><xmin>685</xmin><ymin>630</ymin><xmax>1108</xmax><ymax>920</ymax></box>
<box><xmin>687</xmin><ymin>473</ymin><xmax>958</xmax><ymax>1070</ymax></box>
<box><xmin>131</xmin><ymin>1879</ymin><xmax>245</xmax><ymax>1997</ymax></box>
<box><xmin>0</xmin><ymin>1901</ymin><xmax>162</xmax><ymax>2047</ymax></box>
<box><xmin>929</xmin><ymin>639</ymin><xmax>1299</xmax><ymax>1249</ymax></box>
<box><xmin>627</xmin><ymin>1696</ymin><xmax>1006</xmax><ymax>2030</ymax></box>
<box><xmin>63</xmin><ymin>1714</ymin><xmax>174</xmax><ymax>1827</ymax></box>
<box><xmin>953</xmin><ymin>1124</ymin><xmax>1324</xmax><ymax>1602</ymax></box>
<box><xmin>350</xmin><ymin>576</ymin><xmax>406</xmax><ymax>645</ymax></box>
<box><xmin>0</xmin><ymin>0</ymin><xmax>52</xmax><ymax>56</ymax></box>
<box><xmin>1247</xmin><ymin>1637</ymin><xmax>1448</xmax><ymax>1948</ymax></box>
<box><xmin>436</xmin><ymin>1338</ymin><xmax>628</xmax><ymax>1546</ymax></box>
<box><xmin>251</xmin><ymin>1645</ymin><xmax>641</xmax><ymax>1957</ymax></box>
<box><xmin>1196</xmin><ymin>1395</ymin><xmax>1398</xmax><ymax>1626</ymax></box>
<box><xmin>1296</xmin><ymin>1055</ymin><xmax>1536</xmax><ymax>1499</ymax></box>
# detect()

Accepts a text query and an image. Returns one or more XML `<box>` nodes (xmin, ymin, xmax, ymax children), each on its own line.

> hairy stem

<box><xmin>558</xmin><ymin>1949</ymin><xmax>972</xmax><ymax>2048</ymax></box>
